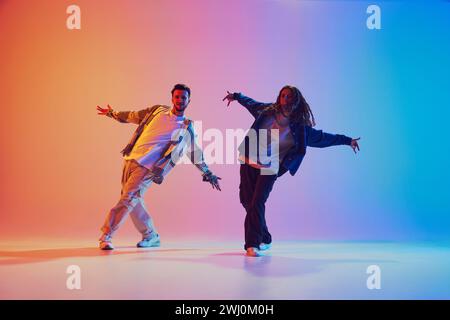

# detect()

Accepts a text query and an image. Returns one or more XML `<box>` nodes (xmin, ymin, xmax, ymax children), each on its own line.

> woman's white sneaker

<box><xmin>246</xmin><ymin>247</ymin><xmax>262</xmax><ymax>257</ymax></box>
<box><xmin>259</xmin><ymin>243</ymin><xmax>272</xmax><ymax>251</ymax></box>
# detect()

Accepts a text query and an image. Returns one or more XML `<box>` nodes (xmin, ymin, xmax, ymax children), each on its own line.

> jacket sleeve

<box><xmin>186</xmin><ymin>122</ymin><xmax>210</xmax><ymax>174</ymax></box>
<box><xmin>306</xmin><ymin>126</ymin><xmax>352</xmax><ymax>148</ymax></box>
<box><xmin>107</xmin><ymin>106</ymin><xmax>156</xmax><ymax>124</ymax></box>
<box><xmin>233</xmin><ymin>93</ymin><xmax>272</xmax><ymax>119</ymax></box>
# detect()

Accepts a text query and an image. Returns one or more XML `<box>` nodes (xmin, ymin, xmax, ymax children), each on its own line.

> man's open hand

<box><xmin>203</xmin><ymin>172</ymin><xmax>222</xmax><ymax>191</ymax></box>
<box><xmin>97</xmin><ymin>104</ymin><xmax>113</xmax><ymax>116</ymax></box>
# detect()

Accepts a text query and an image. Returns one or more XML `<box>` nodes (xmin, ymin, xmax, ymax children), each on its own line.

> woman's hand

<box><xmin>96</xmin><ymin>104</ymin><xmax>113</xmax><ymax>115</ymax></box>
<box><xmin>351</xmin><ymin>137</ymin><xmax>361</xmax><ymax>154</ymax></box>
<box><xmin>222</xmin><ymin>91</ymin><xmax>235</xmax><ymax>107</ymax></box>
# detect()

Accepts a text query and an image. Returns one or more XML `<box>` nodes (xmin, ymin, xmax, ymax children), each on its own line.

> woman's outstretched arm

<box><xmin>223</xmin><ymin>91</ymin><xmax>271</xmax><ymax>119</ymax></box>
<box><xmin>306</xmin><ymin>126</ymin><xmax>360</xmax><ymax>153</ymax></box>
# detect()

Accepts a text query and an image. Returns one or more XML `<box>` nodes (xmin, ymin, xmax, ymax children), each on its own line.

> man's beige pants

<box><xmin>101</xmin><ymin>159</ymin><xmax>157</xmax><ymax>238</ymax></box>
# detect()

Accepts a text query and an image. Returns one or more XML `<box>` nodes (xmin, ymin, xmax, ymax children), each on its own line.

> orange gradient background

<box><xmin>1</xmin><ymin>0</ymin><xmax>304</xmax><ymax>242</ymax></box>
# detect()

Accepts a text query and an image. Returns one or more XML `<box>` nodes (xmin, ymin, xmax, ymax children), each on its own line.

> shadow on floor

<box><xmin>0</xmin><ymin>247</ymin><xmax>195</xmax><ymax>265</ymax></box>
<box><xmin>0</xmin><ymin>245</ymin><xmax>397</xmax><ymax>278</ymax></box>
<box><xmin>133</xmin><ymin>251</ymin><xmax>397</xmax><ymax>278</ymax></box>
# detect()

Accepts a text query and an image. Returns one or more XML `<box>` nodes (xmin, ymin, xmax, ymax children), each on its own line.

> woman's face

<box><xmin>279</xmin><ymin>88</ymin><xmax>294</xmax><ymax>108</ymax></box>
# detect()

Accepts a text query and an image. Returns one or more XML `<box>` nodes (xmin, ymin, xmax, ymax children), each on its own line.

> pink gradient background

<box><xmin>2</xmin><ymin>0</ymin><xmax>447</xmax><ymax>243</ymax></box>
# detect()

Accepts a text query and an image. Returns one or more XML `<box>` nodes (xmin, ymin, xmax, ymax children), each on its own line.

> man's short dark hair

<box><xmin>171</xmin><ymin>84</ymin><xmax>191</xmax><ymax>97</ymax></box>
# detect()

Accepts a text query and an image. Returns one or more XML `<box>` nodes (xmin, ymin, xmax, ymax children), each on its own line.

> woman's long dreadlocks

<box><xmin>265</xmin><ymin>85</ymin><xmax>316</xmax><ymax>127</ymax></box>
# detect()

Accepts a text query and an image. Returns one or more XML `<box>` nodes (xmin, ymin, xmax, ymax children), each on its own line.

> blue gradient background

<box><xmin>235</xmin><ymin>0</ymin><xmax>450</xmax><ymax>242</ymax></box>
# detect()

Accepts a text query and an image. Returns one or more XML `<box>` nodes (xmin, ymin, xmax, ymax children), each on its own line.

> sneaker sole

<box><xmin>100</xmin><ymin>246</ymin><xmax>114</xmax><ymax>250</ymax></box>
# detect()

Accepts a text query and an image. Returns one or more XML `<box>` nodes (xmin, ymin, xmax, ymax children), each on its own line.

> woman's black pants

<box><xmin>239</xmin><ymin>164</ymin><xmax>278</xmax><ymax>250</ymax></box>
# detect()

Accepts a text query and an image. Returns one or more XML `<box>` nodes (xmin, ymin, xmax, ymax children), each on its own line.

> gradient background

<box><xmin>0</xmin><ymin>0</ymin><xmax>449</xmax><ymax>243</ymax></box>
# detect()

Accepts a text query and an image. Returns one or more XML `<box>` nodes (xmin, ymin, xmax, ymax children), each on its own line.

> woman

<box><xmin>223</xmin><ymin>86</ymin><xmax>360</xmax><ymax>256</ymax></box>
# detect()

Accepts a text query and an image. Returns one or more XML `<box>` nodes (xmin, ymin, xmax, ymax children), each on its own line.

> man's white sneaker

<box><xmin>137</xmin><ymin>234</ymin><xmax>160</xmax><ymax>248</ymax></box>
<box><xmin>99</xmin><ymin>240</ymin><xmax>114</xmax><ymax>250</ymax></box>
<box><xmin>259</xmin><ymin>243</ymin><xmax>272</xmax><ymax>251</ymax></box>
<box><xmin>246</xmin><ymin>247</ymin><xmax>262</xmax><ymax>257</ymax></box>
<box><xmin>99</xmin><ymin>234</ymin><xmax>114</xmax><ymax>250</ymax></box>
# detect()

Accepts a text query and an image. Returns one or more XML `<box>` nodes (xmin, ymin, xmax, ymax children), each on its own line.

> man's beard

<box><xmin>175</xmin><ymin>104</ymin><xmax>187</xmax><ymax>112</ymax></box>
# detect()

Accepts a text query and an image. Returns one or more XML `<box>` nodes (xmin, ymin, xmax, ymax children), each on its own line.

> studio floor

<box><xmin>1</xmin><ymin>239</ymin><xmax>449</xmax><ymax>299</ymax></box>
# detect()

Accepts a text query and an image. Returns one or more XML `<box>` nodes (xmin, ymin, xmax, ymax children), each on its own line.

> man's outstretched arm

<box><xmin>193</xmin><ymin>147</ymin><xmax>222</xmax><ymax>191</ymax></box>
<box><xmin>187</xmin><ymin>123</ymin><xmax>222</xmax><ymax>191</ymax></box>
<box><xmin>96</xmin><ymin>104</ymin><xmax>154</xmax><ymax>124</ymax></box>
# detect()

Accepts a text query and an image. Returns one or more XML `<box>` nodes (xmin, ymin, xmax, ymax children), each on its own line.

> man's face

<box><xmin>279</xmin><ymin>88</ymin><xmax>294</xmax><ymax>108</ymax></box>
<box><xmin>171</xmin><ymin>89</ymin><xmax>190</xmax><ymax>112</ymax></box>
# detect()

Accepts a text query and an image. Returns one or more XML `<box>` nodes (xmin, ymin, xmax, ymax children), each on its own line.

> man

<box><xmin>96</xmin><ymin>84</ymin><xmax>221</xmax><ymax>250</ymax></box>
